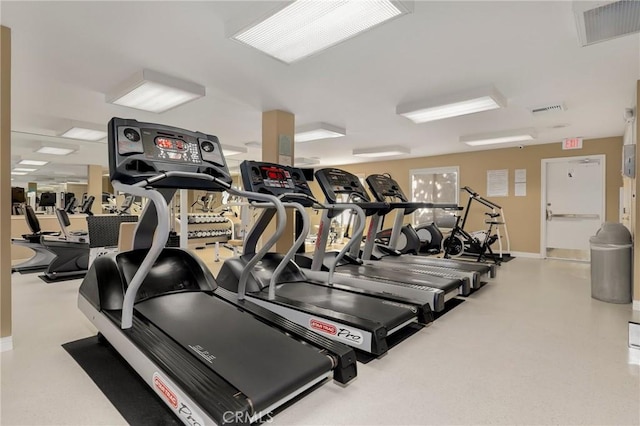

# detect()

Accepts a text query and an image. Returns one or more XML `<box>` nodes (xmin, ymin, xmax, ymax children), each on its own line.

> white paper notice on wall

<box><xmin>514</xmin><ymin>168</ymin><xmax>526</xmax><ymax>196</ymax></box>
<box><xmin>487</xmin><ymin>169</ymin><xmax>508</xmax><ymax>197</ymax></box>
<box><xmin>279</xmin><ymin>155</ymin><xmax>292</xmax><ymax>166</ymax></box>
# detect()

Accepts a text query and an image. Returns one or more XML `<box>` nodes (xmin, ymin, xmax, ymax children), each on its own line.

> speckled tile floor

<box><xmin>2</xmin><ymin>257</ymin><xmax>639</xmax><ymax>425</ymax></box>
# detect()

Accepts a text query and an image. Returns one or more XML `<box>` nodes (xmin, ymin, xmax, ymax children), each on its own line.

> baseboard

<box><xmin>509</xmin><ymin>251</ymin><xmax>542</xmax><ymax>259</ymax></box>
<box><xmin>0</xmin><ymin>336</ymin><xmax>13</xmax><ymax>352</ymax></box>
<box><xmin>634</xmin><ymin>300</ymin><xmax>640</xmax><ymax>311</ymax></box>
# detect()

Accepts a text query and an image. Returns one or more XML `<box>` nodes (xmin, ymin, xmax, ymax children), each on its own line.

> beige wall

<box><xmin>311</xmin><ymin>137</ymin><xmax>623</xmax><ymax>254</ymax></box>
<box><xmin>87</xmin><ymin>165</ymin><xmax>103</xmax><ymax>215</ymax></box>
<box><xmin>66</xmin><ymin>184</ymin><xmax>88</xmax><ymax>200</ymax></box>
<box><xmin>1</xmin><ymin>26</ymin><xmax>11</xmax><ymax>341</ymax></box>
<box><xmin>262</xmin><ymin>110</ymin><xmax>295</xmax><ymax>252</ymax></box>
<box><xmin>102</xmin><ymin>176</ymin><xmax>113</xmax><ymax>195</ymax></box>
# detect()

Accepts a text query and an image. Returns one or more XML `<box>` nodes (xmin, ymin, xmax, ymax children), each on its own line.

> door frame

<box><xmin>540</xmin><ymin>154</ymin><xmax>606</xmax><ymax>259</ymax></box>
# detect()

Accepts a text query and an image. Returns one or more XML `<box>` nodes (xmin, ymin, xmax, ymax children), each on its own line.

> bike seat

<box><xmin>485</xmin><ymin>212</ymin><xmax>501</xmax><ymax>218</ymax></box>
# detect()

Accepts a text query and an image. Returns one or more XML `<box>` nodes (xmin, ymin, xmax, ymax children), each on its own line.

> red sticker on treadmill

<box><xmin>153</xmin><ymin>373</ymin><xmax>179</xmax><ymax>408</ymax></box>
<box><xmin>310</xmin><ymin>319</ymin><xmax>337</xmax><ymax>335</ymax></box>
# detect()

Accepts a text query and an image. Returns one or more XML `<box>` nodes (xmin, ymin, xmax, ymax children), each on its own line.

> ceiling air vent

<box><xmin>573</xmin><ymin>1</ymin><xmax>640</xmax><ymax>46</ymax></box>
<box><xmin>530</xmin><ymin>103</ymin><xmax>567</xmax><ymax>116</ymax></box>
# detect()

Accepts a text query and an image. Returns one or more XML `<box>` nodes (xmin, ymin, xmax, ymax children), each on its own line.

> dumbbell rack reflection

<box><xmin>186</xmin><ymin>213</ymin><xmax>233</xmax><ymax>248</ymax></box>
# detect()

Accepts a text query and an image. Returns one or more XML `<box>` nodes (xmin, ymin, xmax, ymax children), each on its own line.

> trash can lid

<box><xmin>589</xmin><ymin>222</ymin><xmax>632</xmax><ymax>244</ymax></box>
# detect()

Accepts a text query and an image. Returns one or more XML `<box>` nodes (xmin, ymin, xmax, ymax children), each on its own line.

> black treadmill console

<box><xmin>108</xmin><ymin>118</ymin><xmax>232</xmax><ymax>190</ymax></box>
<box><xmin>240</xmin><ymin>161</ymin><xmax>315</xmax><ymax>207</ymax></box>
<box><xmin>366</xmin><ymin>174</ymin><xmax>409</xmax><ymax>202</ymax></box>
<box><xmin>314</xmin><ymin>168</ymin><xmax>372</xmax><ymax>204</ymax></box>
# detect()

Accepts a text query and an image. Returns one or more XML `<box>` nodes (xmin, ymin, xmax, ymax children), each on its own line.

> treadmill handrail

<box><xmin>227</xmin><ymin>190</ymin><xmax>287</xmax><ymax>300</ymax></box>
<box><xmin>269</xmin><ymin>202</ymin><xmax>309</xmax><ymax>298</ymax></box>
<box><xmin>326</xmin><ymin>204</ymin><xmax>366</xmax><ymax>284</ymax></box>
<box><xmin>113</xmin><ymin>180</ymin><xmax>171</xmax><ymax>330</ymax></box>
<box><xmin>115</xmin><ymin>170</ymin><xmax>286</xmax><ymax>328</ymax></box>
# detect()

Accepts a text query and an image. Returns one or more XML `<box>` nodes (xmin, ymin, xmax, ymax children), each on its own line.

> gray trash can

<box><xmin>590</xmin><ymin>222</ymin><xmax>632</xmax><ymax>304</ymax></box>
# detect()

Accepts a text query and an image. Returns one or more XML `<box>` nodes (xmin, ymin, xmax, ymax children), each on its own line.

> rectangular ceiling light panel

<box><xmin>397</xmin><ymin>86</ymin><xmax>507</xmax><ymax>124</ymax></box>
<box><xmin>36</xmin><ymin>146</ymin><xmax>76</xmax><ymax>155</ymax></box>
<box><xmin>461</xmin><ymin>128</ymin><xmax>536</xmax><ymax>146</ymax></box>
<box><xmin>19</xmin><ymin>160</ymin><xmax>49</xmax><ymax>166</ymax></box>
<box><xmin>61</xmin><ymin>127</ymin><xmax>107</xmax><ymax>141</ymax></box>
<box><xmin>107</xmin><ymin>70</ymin><xmax>205</xmax><ymax>113</ymax></box>
<box><xmin>221</xmin><ymin>144</ymin><xmax>248</xmax><ymax>156</ymax></box>
<box><xmin>295</xmin><ymin>122</ymin><xmax>346</xmax><ymax>143</ymax></box>
<box><xmin>353</xmin><ymin>145</ymin><xmax>410</xmax><ymax>157</ymax></box>
<box><xmin>232</xmin><ymin>0</ymin><xmax>408</xmax><ymax>63</ymax></box>
<box><xmin>295</xmin><ymin>157</ymin><xmax>321</xmax><ymax>166</ymax></box>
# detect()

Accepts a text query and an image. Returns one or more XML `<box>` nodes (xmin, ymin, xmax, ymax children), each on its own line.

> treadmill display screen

<box><xmin>260</xmin><ymin>166</ymin><xmax>295</xmax><ymax>189</ymax></box>
<box><xmin>145</xmin><ymin>136</ymin><xmax>202</xmax><ymax>164</ymax></box>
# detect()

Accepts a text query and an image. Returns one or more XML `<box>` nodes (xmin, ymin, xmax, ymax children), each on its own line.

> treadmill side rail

<box><xmin>78</xmin><ymin>296</ymin><xmax>246</xmax><ymax>426</ymax></box>
<box><xmin>215</xmin><ymin>287</ymin><xmax>357</xmax><ymax>384</ymax></box>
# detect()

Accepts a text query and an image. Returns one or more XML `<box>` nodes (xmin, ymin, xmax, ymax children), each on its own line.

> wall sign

<box><xmin>514</xmin><ymin>168</ymin><xmax>526</xmax><ymax>197</ymax></box>
<box><xmin>487</xmin><ymin>169</ymin><xmax>508</xmax><ymax>197</ymax></box>
<box><xmin>562</xmin><ymin>137</ymin><xmax>583</xmax><ymax>150</ymax></box>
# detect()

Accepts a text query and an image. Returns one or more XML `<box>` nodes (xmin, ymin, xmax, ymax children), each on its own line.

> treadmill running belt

<box><xmin>135</xmin><ymin>292</ymin><xmax>332</xmax><ymax>411</ymax></box>
<box><xmin>338</xmin><ymin>264</ymin><xmax>461</xmax><ymax>293</ymax></box>
<box><xmin>267</xmin><ymin>282</ymin><xmax>416</xmax><ymax>330</ymax></box>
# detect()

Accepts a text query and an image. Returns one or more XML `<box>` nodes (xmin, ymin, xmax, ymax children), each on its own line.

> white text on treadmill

<box><xmin>189</xmin><ymin>344</ymin><xmax>216</xmax><ymax>363</ymax></box>
<box><xmin>223</xmin><ymin>411</ymin><xmax>273</xmax><ymax>424</ymax></box>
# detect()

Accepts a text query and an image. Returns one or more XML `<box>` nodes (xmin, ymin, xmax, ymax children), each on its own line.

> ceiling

<box><xmin>2</xmin><ymin>1</ymin><xmax>638</xmax><ymax>187</ymax></box>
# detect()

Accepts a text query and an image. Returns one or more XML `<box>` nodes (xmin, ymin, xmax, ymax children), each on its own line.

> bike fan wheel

<box><xmin>442</xmin><ymin>235</ymin><xmax>464</xmax><ymax>257</ymax></box>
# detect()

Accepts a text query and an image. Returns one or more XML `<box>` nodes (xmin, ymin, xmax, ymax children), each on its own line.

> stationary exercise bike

<box><xmin>441</xmin><ymin>187</ymin><xmax>504</xmax><ymax>264</ymax></box>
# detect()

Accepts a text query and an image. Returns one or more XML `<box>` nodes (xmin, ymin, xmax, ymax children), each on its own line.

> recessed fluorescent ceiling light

<box><xmin>61</xmin><ymin>127</ymin><xmax>107</xmax><ymax>141</ymax></box>
<box><xmin>461</xmin><ymin>128</ymin><xmax>537</xmax><ymax>146</ymax></box>
<box><xmin>295</xmin><ymin>157</ymin><xmax>321</xmax><ymax>166</ymax></box>
<box><xmin>13</xmin><ymin>168</ymin><xmax>37</xmax><ymax>172</ymax></box>
<box><xmin>232</xmin><ymin>0</ymin><xmax>409</xmax><ymax>63</ymax></box>
<box><xmin>19</xmin><ymin>160</ymin><xmax>48</xmax><ymax>166</ymax></box>
<box><xmin>397</xmin><ymin>86</ymin><xmax>507</xmax><ymax>124</ymax></box>
<box><xmin>106</xmin><ymin>69</ymin><xmax>205</xmax><ymax>113</ymax></box>
<box><xmin>221</xmin><ymin>144</ymin><xmax>248</xmax><ymax>156</ymax></box>
<box><xmin>295</xmin><ymin>123</ymin><xmax>346</xmax><ymax>143</ymax></box>
<box><xmin>11</xmin><ymin>172</ymin><xmax>27</xmax><ymax>175</ymax></box>
<box><xmin>353</xmin><ymin>145</ymin><xmax>410</xmax><ymax>157</ymax></box>
<box><xmin>36</xmin><ymin>146</ymin><xmax>76</xmax><ymax>155</ymax></box>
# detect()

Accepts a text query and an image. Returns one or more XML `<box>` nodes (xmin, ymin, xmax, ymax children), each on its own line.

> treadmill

<box><xmin>364</xmin><ymin>173</ymin><xmax>496</xmax><ymax>285</ymax></box>
<box><xmin>78</xmin><ymin>118</ymin><xmax>357</xmax><ymax>426</ymax></box>
<box><xmin>217</xmin><ymin>161</ymin><xmax>433</xmax><ymax>356</ymax></box>
<box><xmin>309</xmin><ymin>168</ymin><xmax>470</xmax><ymax>312</ymax></box>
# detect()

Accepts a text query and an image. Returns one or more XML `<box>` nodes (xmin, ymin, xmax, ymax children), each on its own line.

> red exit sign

<box><xmin>562</xmin><ymin>137</ymin><xmax>583</xmax><ymax>150</ymax></box>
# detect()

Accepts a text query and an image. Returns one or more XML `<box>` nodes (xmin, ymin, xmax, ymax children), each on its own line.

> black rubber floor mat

<box><xmin>12</xmin><ymin>267</ymin><xmax>47</xmax><ymax>274</ymax></box>
<box><xmin>433</xmin><ymin>297</ymin><xmax>465</xmax><ymax>319</ymax></box>
<box><xmin>38</xmin><ymin>272</ymin><xmax>86</xmax><ymax>283</ymax></box>
<box><xmin>355</xmin><ymin>322</ymin><xmax>424</xmax><ymax>364</ymax></box>
<box><xmin>62</xmin><ymin>335</ymin><xmax>179</xmax><ymax>425</ymax></box>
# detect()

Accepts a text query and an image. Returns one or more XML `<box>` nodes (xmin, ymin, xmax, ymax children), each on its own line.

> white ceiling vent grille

<box><xmin>574</xmin><ymin>1</ymin><xmax>640</xmax><ymax>46</ymax></box>
<box><xmin>530</xmin><ymin>103</ymin><xmax>567</xmax><ymax>115</ymax></box>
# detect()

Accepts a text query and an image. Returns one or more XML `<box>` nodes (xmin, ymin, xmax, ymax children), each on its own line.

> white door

<box><xmin>542</xmin><ymin>155</ymin><xmax>605</xmax><ymax>261</ymax></box>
